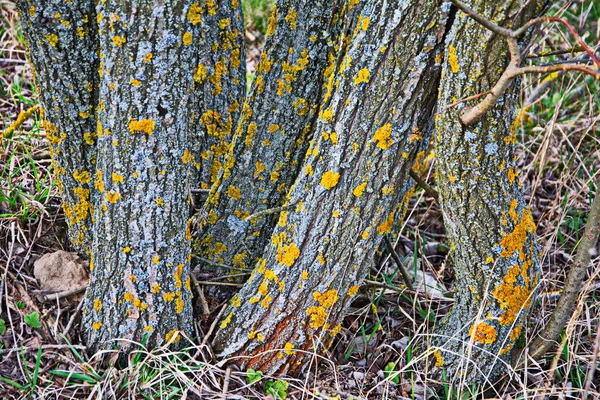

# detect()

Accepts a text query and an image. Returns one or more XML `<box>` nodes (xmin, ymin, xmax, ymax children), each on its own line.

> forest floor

<box><xmin>1</xmin><ymin>1</ymin><xmax>599</xmax><ymax>399</ymax></box>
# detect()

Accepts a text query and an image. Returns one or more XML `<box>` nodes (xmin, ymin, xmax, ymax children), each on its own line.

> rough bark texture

<box><xmin>213</xmin><ymin>0</ymin><xmax>448</xmax><ymax>375</ymax></box>
<box><xmin>188</xmin><ymin>0</ymin><xmax>245</xmax><ymax>196</ymax></box>
<box><xmin>432</xmin><ymin>0</ymin><xmax>548</xmax><ymax>384</ymax></box>
<box><xmin>17</xmin><ymin>0</ymin><xmax>99</xmax><ymax>254</ymax></box>
<box><xmin>193</xmin><ymin>0</ymin><xmax>338</xmax><ymax>274</ymax></box>
<box><xmin>81</xmin><ymin>0</ymin><xmax>199</xmax><ymax>354</ymax></box>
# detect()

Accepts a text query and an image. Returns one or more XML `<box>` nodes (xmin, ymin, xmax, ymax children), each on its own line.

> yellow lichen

<box><xmin>92</xmin><ymin>321</ymin><xmax>103</xmax><ymax>330</ymax></box>
<box><xmin>112</xmin><ymin>36</ymin><xmax>126</xmax><ymax>47</ymax></box>
<box><xmin>320</xmin><ymin>171</ymin><xmax>340</xmax><ymax>190</ymax></box>
<box><xmin>226</xmin><ymin>185</ymin><xmax>241</xmax><ymax>200</ymax></box>
<box><xmin>182</xmin><ymin>31</ymin><xmax>192</xmax><ymax>45</ymax></box>
<box><xmin>187</xmin><ymin>3</ymin><xmax>202</xmax><ymax>25</ymax></box>
<box><xmin>106</xmin><ymin>191</ymin><xmax>119</xmax><ymax>203</ymax></box>
<box><xmin>129</xmin><ymin>119</ymin><xmax>155</xmax><ymax>135</ymax></box>
<box><xmin>448</xmin><ymin>44</ymin><xmax>459</xmax><ymax>73</ymax></box>
<box><xmin>468</xmin><ymin>322</ymin><xmax>497</xmax><ymax>344</ymax></box>
<box><xmin>277</xmin><ymin>243</ymin><xmax>300</xmax><ymax>267</ymax></box>
<box><xmin>93</xmin><ymin>299</ymin><xmax>103</xmax><ymax>311</ymax></box>
<box><xmin>353</xmin><ymin>182</ymin><xmax>367</xmax><ymax>198</ymax></box>
<box><xmin>373</xmin><ymin>123</ymin><xmax>393</xmax><ymax>150</ymax></box>
<box><xmin>354</xmin><ymin>68</ymin><xmax>370</xmax><ymax>85</ymax></box>
<box><xmin>220</xmin><ymin>312</ymin><xmax>233</xmax><ymax>329</ymax></box>
<box><xmin>165</xmin><ymin>329</ymin><xmax>180</xmax><ymax>343</ymax></box>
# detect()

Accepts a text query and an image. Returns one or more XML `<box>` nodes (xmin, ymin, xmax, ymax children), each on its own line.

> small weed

<box><xmin>24</xmin><ymin>311</ymin><xmax>41</xmax><ymax>329</ymax></box>
<box><xmin>264</xmin><ymin>379</ymin><xmax>288</xmax><ymax>399</ymax></box>
<box><xmin>246</xmin><ymin>368</ymin><xmax>263</xmax><ymax>384</ymax></box>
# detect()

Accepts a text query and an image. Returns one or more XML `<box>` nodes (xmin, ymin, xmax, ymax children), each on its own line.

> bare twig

<box><xmin>409</xmin><ymin>171</ymin><xmax>439</xmax><ymax>203</ymax></box>
<box><xmin>529</xmin><ymin>175</ymin><xmax>600</xmax><ymax>359</ymax></box>
<box><xmin>448</xmin><ymin>0</ymin><xmax>600</xmax><ymax>125</ymax></box>
<box><xmin>383</xmin><ymin>235</ymin><xmax>415</xmax><ymax>292</ymax></box>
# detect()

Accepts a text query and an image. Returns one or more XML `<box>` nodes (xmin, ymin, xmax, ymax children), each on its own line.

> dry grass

<box><xmin>1</xmin><ymin>0</ymin><xmax>599</xmax><ymax>399</ymax></box>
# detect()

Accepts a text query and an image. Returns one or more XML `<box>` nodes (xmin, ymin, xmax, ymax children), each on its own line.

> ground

<box><xmin>1</xmin><ymin>1</ymin><xmax>599</xmax><ymax>399</ymax></box>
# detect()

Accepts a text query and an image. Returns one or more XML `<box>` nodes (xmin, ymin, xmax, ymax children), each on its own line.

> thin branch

<box><xmin>409</xmin><ymin>171</ymin><xmax>439</xmax><ymax>203</ymax></box>
<box><xmin>529</xmin><ymin>175</ymin><xmax>600</xmax><ymax>360</ymax></box>
<box><xmin>383</xmin><ymin>235</ymin><xmax>415</xmax><ymax>292</ymax></box>
<box><xmin>448</xmin><ymin>0</ymin><xmax>600</xmax><ymax>125</ymax></box>
<box><xmin>3</xmin><ymin>105</ymin><xmax>40</xmax><ymax>138</ymax></box>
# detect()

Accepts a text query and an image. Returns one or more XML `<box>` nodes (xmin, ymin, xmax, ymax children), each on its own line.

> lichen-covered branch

<box><xmin>212</xmin><ymin>0</ymin><xmax>449</xmax><ymax>375</ymax></box>
<box><xmin>529</xmin><ymin>174</ymin><xmax>600</xmax><ymax>359</ymax></box>
<box><xmin>193</xmin><ymin>0</ymin><xmax>340</xmax><ymax>274</ymax></box>
<box><xmin>17</xmin><ymin>0</ymin><xmax>99</xmax><ymax>253</ymax></box>
<box><xmin>81</xmin><ymin>0</ymin><xmax>200</xmax><ymax>354</ymax></box>
<box><xmin>432</xmin><ymin>0</ymin><xmax>549</xmax><ymax>384</ymax></box>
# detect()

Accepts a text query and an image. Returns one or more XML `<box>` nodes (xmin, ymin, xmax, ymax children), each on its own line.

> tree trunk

<box><xmin>212</xmin><ymin>0</ymin><xmax>448</xmax><ymax>375</ymax></box>
<box><xmin>17</xmin><ymin>0</ymin><xmax>99</xmax><ymax>254</ymax></box>
<box><xmin>80</xmin><ymin>0</ymin><xmax>199</xmax><ymax>354</ymax></box>
<box><xmin>432</xmin><ymin>0</ymin><xmax>548</xmax><ymax>383</ymax></box>
<box><xmin>193</xmin><ymin>0</ymin><xmax>338</xmax><ymax>275</ymax></box>
<box><xmin>188</xmin><ymin>0</ymin><xmax>245</xmax><ymax>196</ymax></box>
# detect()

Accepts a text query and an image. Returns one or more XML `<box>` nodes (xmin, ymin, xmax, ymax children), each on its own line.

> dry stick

<box><xmin>529</xmin><ymin>175</ymin><xmax>600</xmax><ymax>359</ymax></box>
<box><xmin>34</xmin><ymin>285</ymin><xmax>88</xmax><ymax>303</ymax></box>
<box><xmin>190</xmin><ymin>272</ymin><xmax>210</xmax><ymax>316</ymax></box>
<box><xmin>583</xmin><ymin>318</ymin><xmax>600</xmax><ymax>400</ymax></box>
<box><xmin>448</xmin><ymin>0</ymin><xmax>600</xmax><ymax>125</ymax></box>
<box><xmin>409</xmin><ymin>170</ymin><xmax>439</xmax><ymax>203</ymax></box>
<box><xmin>383</xmin><ymin>235</ymin><xmax>415</xmax><ymax>292</ymax></box>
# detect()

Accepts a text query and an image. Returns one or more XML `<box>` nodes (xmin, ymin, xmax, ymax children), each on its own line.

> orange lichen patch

<box><xmin>112</xmin><ymin>36</ymin><xmax>126</xmax><ymax>47</ymax></box>
<box><xmin>267</xmin><ymin>124</ymin><xmax>279</xmax><ymax>133</ymax></box>
<box><xmin>133</xmin><ymin>298</ymin><xmax>148</xmax><ymax>311</ymax></box>
<box><xmin>507</xmin><ymin>167</ymin><xmax>517</xmax><ymax>185</ymax></box>
<box><xmin>284</xmin><ymin>9</ymin><xmax>297</xmax><ymax>29</ymax></box>
<box><xmin>277</xmin><ymin>243</ymin><xmax>300</xmax><ymax>267</ymax></box>
<box><xmin>129</xmin><ymin>119</ymin><xmax>155</xmax><ymax>135</ymax></box>
<box><xmin>468</xmin><ymin>322</ymin><xmax>497</xmax><ymax>344</ymax></box>
<box><xmin>376</xmin><ymin>211</ymin><xmax>395</xmax><ymax>235</ymax></box>
<box><xmin>163</xmin><ymin>292</ymin><xmax>175</xmax><ymax>302</ymax></box>
<box><xmin>321</xmin><ymin>108</ymin><xmax>334</xmax><ymax>122</ymax></box>
<box><xmin>499</xmin><ymin>207</ymin><xmax>536</xmax><ymax>257</ymax></box>
<box><xmin>106</xmin><ymin>191</ymin><xmax>119</xmax><ymax>203</ymax></box>
<box><xmin>44</xmin><ymin>33</ymin><xmax>58</xmax><ymax>47</ymax></box>
<box><xmin>200</xmin><ymin>110</ymin><xmax>231</xmax><ymax>138</ymax></box>
<box><xmin>123</xmin><ymin>292</ymin><xmax>133</xmax><ymax>302</ymax></box>
<box><xmin>510</xmin><ymin>325</ymin><xmax>522</xmax><ymax>341</ymax></box>
<box><xmin>220</xmin><ymin>312</ymin><xmax>233</xmax><ymax>329</ymax></box>
<box><xmin>226</xmin><ymin>185</ymin><xmax>241</xmax><ymax>200</ymax></box>
<box><xmin>373</xmin><ymin>123</ymin><xmax>393</xmax><ymax>150</ymax></box>
<box><xmin>153</xmin><ymin>256</ymin><xmax>160</xmax><ymax>264</ymax></box>
<box><xmin>73</xmin><ymin>170</ymin><xmax>91</xmax><ymax>184</ymax></box>
<box><xmin>165</xmin><ymin>329</ymin><xmax>181</xmax><ymax>344</ymax></box>
<box><xmin>174</xmin><ymin>264</ymin><xmax>184</xmax><ymax>288</ymax></box>
<box><xmin>301</xmin><ymin>270</ymin><xmax>309</xmax><ymax>280</ymax></box>
<box><xmin>151</xmin><ymin>283</ymin><xmax>161</xmax><ymax>294</ymax></box>
<box><xmin>175</xmin><ymin>295</ymin><xmax>184</xmax><ymax>313</ymax></box>
<box><xmin>306</xmin><ymin>306</ymin><xmax>327</xmax><ymax>328</ymax></box>
<box><xmin>382</xmin><ymin>185</ymin><xmax>394</xmax><ymax>195</ymax></box>
<box><xmin>347</xmin><ymin>285</ymin><xmax>360</xmax><ymax>297</ymax></box>
<box><xmin>93</xmin><ymin>299</ymin><xmax>103</xmax><ymax>311</ymax></box>
<box><xmin>494</xmin><ymin>266</ymin><xmax>533</xmax><ymax>326</ymax></box>
<box><xmin>182</xmin><ymin>149</ymin><xmax>192</xmax><ymax>164</ymax></box>
<box><xmin>144</xmin><ymin>326</ymin><xmax>154</xmax><ymax>332</ymax></box>
<box><xmin>92</xmin><ymin>322</ymin><xmax>103</xmax><ymax>330</ymax></box>
<box><xmin>266</xmin><ymin>5</ymin><xmax>278</xmax><ymax>36</ymax></box>
<box><xmin>320</xmin><ymin>171</ymin><xmax>340</xmax><ymax>190</ymax></box>
<box><xmin>314</xmin><ymin>289</ymin><xmax>339</xmax><ymax>308</ymax></box>
<box><xmin>182</xmin><ymin>31</ymin><xmax>192</xmax><ymax>45</ymax></box>
<box><xmin>111</xmin><ymin>172</ymin><xmax>124</xmax><ymax>183</ymax></box>
<box><xmin>193</xmin><ymin>63</ymin><xmax>207</xmax><ymax>83</ymax></box>
<box><xmin>260</xmin><ymin>295</ymin><xmax>273</xmax><ymax>308</ymax></box>
<box><xmin>448</xmin><ymin>44</ymin><xmax>459</xmax><ymax>73</ymax></box>
<box><xmin>353</xmin><ymin>181</ymin><xmax>367</xmax><ymax>197</ymax></box>
<box><xmin>433</xmin><ymin>350</ymin><xmax>444</xmax><ymax>367</ymax></box>
<box><xmin>354</xmin><ymin>68</ymin><xmax>370</xmax><ymax>85</ymax></box>
<box><xmin>187</xmin><ymin>3</ymin><xmax>202</xmax><ymax>25</ymax></box>
<box><xmin>230</xmin><ymin>295</ymin><xmax>241</xmax><ymax>307</ymax></box>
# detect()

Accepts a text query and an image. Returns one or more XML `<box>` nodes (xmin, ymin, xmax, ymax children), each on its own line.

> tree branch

<box><xmin>529</xmin><ymin>175</ymin><xmax>600</xmax><ymax>360</ymax></box>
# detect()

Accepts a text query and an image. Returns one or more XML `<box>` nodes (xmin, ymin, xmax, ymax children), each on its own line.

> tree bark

<box><xmin>17</xmin><ymin>0</ymin><xmax>99</xmax><ymax>254</ymax></box>
<box><xmin>432</xmin><ymin>0</ymin><xmax>548</xmax><ymax>383</ymax></box>
<box><xmin>212</xmin><ymin>0</ymin><xmax>448</xmax><ymax>375</ymax></box>
<box><xmin>193</xmin><ymin>0</ymin><xmax>338</xmax><ymax>275</ymax></box>
<box><xmin>81</xmin><ymin>0</ymin><xmax>199</xmax><ymax>354</ymax></box>
<box><xmin>188</xmin><ymin>0</ymin><xmax>246</xmax><ymax>196</ymax></box>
